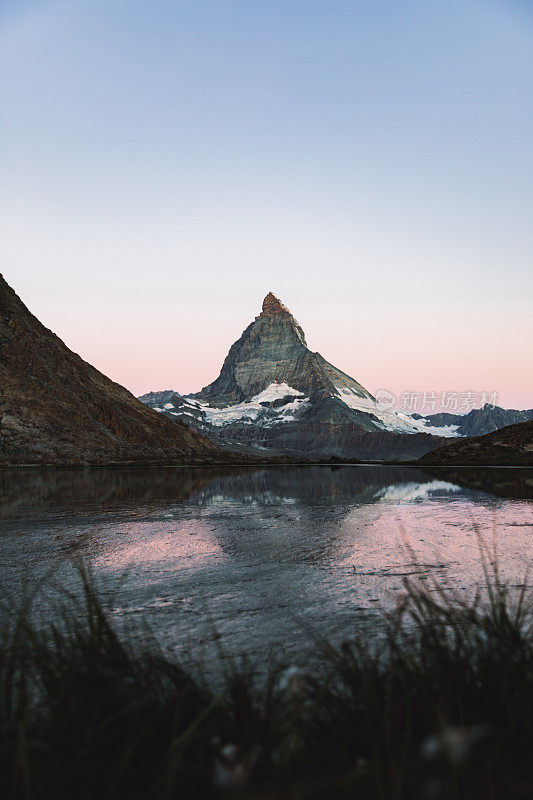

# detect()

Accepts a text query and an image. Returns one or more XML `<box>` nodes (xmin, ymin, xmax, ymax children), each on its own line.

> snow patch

<box><xmin>187</xmin><ymin>384</ymin><xmax>310</xmax><ymax>428</ymax></box>
<box><xmin>335</xmin><ymin>387</ymin><xmax>459</xmax><ymax>437</ymax></box>
<box><xmin>408</xmin><ymin>419</ymin><xmax>460</xmax><ymax>437</ymax></box>
<box><xmin>251</xmin><ymin>382</ymin><xmax>304</xmax><ymax>403</ymax></box>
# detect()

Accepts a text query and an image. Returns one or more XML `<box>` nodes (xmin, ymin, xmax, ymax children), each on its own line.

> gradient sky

<box><xmin>1</xmin><ymin>0</ymin><xmax>532</xmax><ymax>410</ymax></box>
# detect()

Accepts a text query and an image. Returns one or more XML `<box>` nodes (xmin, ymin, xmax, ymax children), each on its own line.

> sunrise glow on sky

<box><xmin>1</xmin><ymin>0</ymin><xmax>532</xmax><ymax>409</ymax></box>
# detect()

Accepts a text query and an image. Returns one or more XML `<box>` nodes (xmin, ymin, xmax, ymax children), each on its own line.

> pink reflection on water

<box><xmin>330</xmin><ymin>487</ymin><xmax>533</xmax><ymax>609</ymax></box>
<box><xmin>94</xmin><ymin>518</ymin><xmax>223</xmax><ymax>573</ymax></box>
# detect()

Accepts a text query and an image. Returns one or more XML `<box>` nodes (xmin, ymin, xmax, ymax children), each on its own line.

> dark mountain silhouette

<box><xmin>417</xmin><ymin>421</ymin><xmax>533</xmax><ymax>466</ymax></box>
<box><xmin>0</xmin><ymin>275</ymin><xmax>224</xmax><ymax>466</ymax></box>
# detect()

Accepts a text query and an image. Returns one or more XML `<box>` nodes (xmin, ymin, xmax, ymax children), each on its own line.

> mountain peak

<box><xmin>192</xmin><ymin>289</ymin><xmax>382</xmax><ymax>406</ymax></box>
<box><xmin>261</xmin><ymin>292</ymin><xmax>290</xmax><ymax>317</ymax></box>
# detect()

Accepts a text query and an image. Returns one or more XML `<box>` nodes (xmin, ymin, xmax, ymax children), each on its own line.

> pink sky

<box><xmin>2</xmin><ymin>1</ymin><xmax>532</xmax><ymax>412</ymax></box>
<box><xmin>9</xmin><ymin>270</ymin><xmax>531</xmax><ymax>412</ymax></box>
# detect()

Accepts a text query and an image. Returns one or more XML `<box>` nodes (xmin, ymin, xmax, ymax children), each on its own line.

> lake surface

<box><xmin>1</xmin><ymin>465</ymin><xmax>532</xmax><ymax>669</ymax></box>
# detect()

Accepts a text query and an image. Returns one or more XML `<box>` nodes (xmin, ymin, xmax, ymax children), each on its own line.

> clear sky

<box><xmin>1</xmin><ymin>0</ymin><xmax>532</xmax><ymax>410</ymax></box>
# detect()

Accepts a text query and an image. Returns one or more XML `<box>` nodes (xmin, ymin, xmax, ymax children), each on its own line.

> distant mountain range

<box><xmin>140</xmin><ymin>293</ymin><xmax>466</xmax><ymax>460</ymax></box>
<box><xmin>411</xmin><ymin>404</ymin><xmax>533</xmax><ymax>437</ymax></box>
<box><xmin>0</xmin><ymin>275</ymin><xmax>226</xmax><ymax>466</ymax></box>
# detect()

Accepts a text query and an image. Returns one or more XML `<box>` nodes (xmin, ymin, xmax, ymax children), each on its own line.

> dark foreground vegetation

<box><xmin>1</xmin><ymin>542</ymin><xmax>531</xmax><ymax>800</ymax></box>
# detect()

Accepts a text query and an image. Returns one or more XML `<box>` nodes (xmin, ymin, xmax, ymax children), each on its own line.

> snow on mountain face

<box><xmin>402</xmin><ymin>418</ymin><xmax>459</xmax><ymax>437</ymax></box>
<box><xmin>147</xmin><ymin>383</ymin><xmax>311</xmax><ymax>429</ymax></box>
<box><xmin>252</xmin><ymin>382</ymin><xmax>304</xmax><ymax>403</ymax></box>
<box><xmin>421</xmin><ymin>404</ymin><xmax>533</xmax><ymax>437</ymax></box>
<box><xmin>142</xmin><ymin>378</ymin><xmax>459</xmax><ymax>459</ymax></box>
<box><xmin>332</xmin><ymin>386</ymin><xmax>459</xmax><ymax>437</ymax></box>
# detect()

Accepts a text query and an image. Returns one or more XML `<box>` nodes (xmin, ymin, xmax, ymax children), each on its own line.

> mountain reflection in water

<box><xmin>1</xmin><ymin>466</ymin><xmax>531</xmax><ymax>667</ymax></box>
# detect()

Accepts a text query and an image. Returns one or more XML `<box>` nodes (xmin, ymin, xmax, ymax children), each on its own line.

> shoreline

<box><xmin>1</xmin><ymin>460</ymin><xmax>532</xmax><ymax>471</ymax></box>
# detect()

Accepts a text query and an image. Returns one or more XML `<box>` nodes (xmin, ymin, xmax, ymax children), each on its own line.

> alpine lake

<box><xmin>1</xmin><ymin>465</ymin><xmax>531</xmax><ymax>673</ymax></box>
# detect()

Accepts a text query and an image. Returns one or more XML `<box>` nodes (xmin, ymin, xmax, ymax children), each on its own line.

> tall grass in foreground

<box><xmin>0</xmin><ymin>537</ymin><xmax>531</xmax><ymax>800</ymax></box>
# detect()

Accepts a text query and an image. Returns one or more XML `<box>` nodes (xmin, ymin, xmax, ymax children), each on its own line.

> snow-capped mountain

<box><xmin>412</xmin><ymin>404</ymin><xmax>533</xmax><ymax>438</ymax></box>
<box><xmin>140</xmin><ymin>293</ymin><xmax>458</xmax><ymax>460</ymax></box>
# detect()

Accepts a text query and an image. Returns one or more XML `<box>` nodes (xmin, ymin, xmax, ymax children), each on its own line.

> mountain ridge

<box><xmin>416</xmin><ymin>404</ymin><xmax>533</xmax><ymax>437</ymax></box>
<box><xmin>0</xmin><ymin>274</ymin><xmax>227</xmax><ymax>466</ymax></box>
<box><xmin>416</xmin><ymin>421</ymin><xmax>533</xmax><ymax>466</ymax></box>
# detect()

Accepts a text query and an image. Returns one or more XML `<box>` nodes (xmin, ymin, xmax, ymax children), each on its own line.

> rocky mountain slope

<box><xmin>141</xmin><ymin>293</ymin><xmax>458</xmax><ymax>460</ymax></box>
<box><xmin>417</xmin><ymin>421</ymin><xmax>533</xmax><ymax>466</ymax></box>
<box><xmin>0</xmin><ymin>275</ymin><xmax>226</xmax><ymax>466</ymax></box>
<box><xmin>413</xmin><ymin>404</ymin><xmax>533</xmax><ymax>437</ymax></box>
